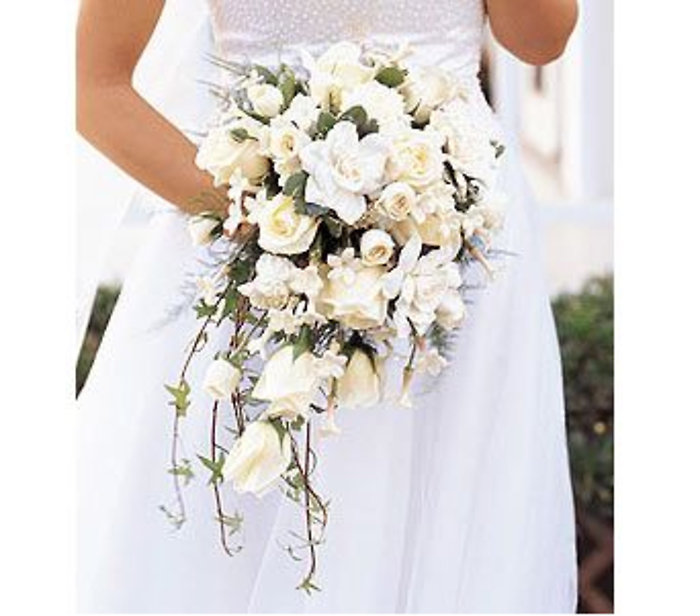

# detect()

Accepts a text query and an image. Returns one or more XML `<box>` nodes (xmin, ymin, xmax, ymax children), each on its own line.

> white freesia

<box><xmin>312</xmin><ymin>343</ymin><xmax>348</xmax><ymax>380</ymax></box>
<box><xmin>250</xmin><ymin>193</ymin><xmax>319</xmax><ymax>255</ymax></box>
<box><xmin>187</xmin><ymin>216</ymin><xmax>218</xmax><ymax>246</ymax></box>
<box><xmin>203</xmin><ymin>358</ymin><xmax>242</xmax><ymax>401</ymax></box>
<box><xmin>252</xmin><ymin>345</ymin><xmax>318</xmax><ymax>401</ymax></box>
<box><xmin>336</xmin><ymin>350</ymin><xmax>384</xmax><ymax>408</ymax></box>
<box><xmin>319</xmin><ymin>260</ymin><xmax>389</xmax><ymax>329</ymax></box>
<box><xmin>222</xmin><ymin>420</ymin><xmax>291</xmax><ymax>496</ymax></box>
<box><xmin>386</xmin><ymin>128</ymin><xmax>445</xmax><ymax>190</ymax></box>
<box><xmin>247</xmin><ymin>83</ymin><xmax>284</xmax><ymax>117</ymax></box>
<box><xmin>301</xmin><ymin>121</ymin><xmax>389</xmax><ymax>224</ymax></box>
<box><xmin>382</xmin><ymin>235</ymin><xmax>462</xmax><ymax>337</ymax></box>
<box><xmin>195</xmin><ymin>123</ymin><xmax>269</xmax><ymax>186</ymax></box>
<box><xmin>238</xmin><ymin>254</ymin><xmax>296</xmax><ymax>310</ymax></box>
<box><xmin>267</xmin><ymin>117</ymin><xmax>311</xmax><ymax>181</ymax></box>
<box><xmin>289</xmin><ymin>264</ymin><xmax>324</xmax><ymax>300</ymax></box>
<box><xmin>360</xmin><ymin>229</ymin><xmax>395</xmax><ymax>266</ymax></box>
<box><xmin>196</xmin><ymin>276</ymin><xmax>220</xmax><ymax>305</ymax></box>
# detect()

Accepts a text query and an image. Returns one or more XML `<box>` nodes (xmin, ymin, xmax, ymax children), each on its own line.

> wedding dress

<box><xmin>77</xmin><ymin>0</ymin><xmax>578</xmax><ymax>612</ymax></box>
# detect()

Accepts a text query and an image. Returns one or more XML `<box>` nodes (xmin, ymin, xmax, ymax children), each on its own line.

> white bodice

<box><xmin>205</xmin><ymin>0</ymin><xmax>486</xmax><ymax>77</ymax></box>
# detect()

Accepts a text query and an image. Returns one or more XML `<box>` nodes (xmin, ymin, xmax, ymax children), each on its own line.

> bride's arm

<box><xmin>77</xmin><ymin>0</ymin><xmax>225</xmax><ymax>215</ymax></box>
<box><xmin>485</xmin><ymin>0</ymin><xmax>579</xmax><ymax>65</ymax></box>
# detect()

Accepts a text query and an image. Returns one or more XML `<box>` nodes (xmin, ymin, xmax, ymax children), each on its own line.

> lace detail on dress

<box><xmin>205</xmin><ymin>0</ymin><xmax>485</xmax><ymax>77</ymax></box>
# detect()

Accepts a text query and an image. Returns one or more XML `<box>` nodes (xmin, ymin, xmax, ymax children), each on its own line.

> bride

<box><xmin>76</xmin><ymin>0</ymin><xmax>579</xmax><ymax>612</ymax></box>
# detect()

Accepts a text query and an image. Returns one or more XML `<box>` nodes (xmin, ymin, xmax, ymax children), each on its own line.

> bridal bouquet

<box><xmin>165</xmin><ymin>42</ymin><xmax>506</xmax><ymax>592</ymax></box>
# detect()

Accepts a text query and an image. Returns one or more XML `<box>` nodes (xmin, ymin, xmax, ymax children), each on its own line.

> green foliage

<box><xmin>374</xmin><ymin>66</ymin><xmax>407</xmax><ymax>88</ymax></box>
<box><xmin>75</xmin><ymin>285</ymin><xmax>120</xmax><ymax>395</ymax></box>
<box><xmin>552</xmin><ymin>275</ymin><xmax>614</xmax><ymax>520</ymax></box>
<box><xmin>165</xmin><ymin>380</ymin><xmax>191</xmax><ymax>417</ymax></box>
<box><xmin>197</xmin><ymin>453</ymin><xmax>227</xmax><ymax>485</ymax></box>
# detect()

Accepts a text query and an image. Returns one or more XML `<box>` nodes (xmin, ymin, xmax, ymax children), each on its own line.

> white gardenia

<box><xmin>222</xmin><ymin>420</ymin><xmax>292</xmax><ymax>496</ymax></box>
<box><xmin>435</xmin><ymin>288</ymin><xmax>467</xmax><ymax>330</ymax></box>
<box><xmin>360</xmin><ymin>229</ymin><xmax>395</xmax><ymax>266</ymax></box>
<box><xmin>195</xmin><ymin>122</ymin><xmax>269</xmax><ymax>186</ymax></box>
<box><xmin>250</xmin><ymin>193</ymin><xmax>320</xmax><ymax>255</ymax></box>
<box><xmin>281</xmin><ymin>95</ymin><xmax>320</xmax><ymax>132</ymax></box>
<box><xmin>319</xmin><ymin>260</ymin><xmax>389</xmax><ymax>329</ymax></box>
<box><xmin>342</xmin><ymin>81</ymin><xmax>410</xmax><ymax>130</ymax></box>
<box><xmin>203</xmin><ymin>359</ymin><xmax>242</xmax><ymax>400</ymax></box>
<box><xmin>247</xmin><ymin>83</ymin><xmax>284</xmax><ymax>117</ymax></box>
<box><xmin>187</xmin><ymin>216</ymin><xmax>218</xmax><ymax>246</ymax></box>
<box><xmin>301</xmin><ymin>121</ymin><xmax>389</xmax><ymax>225</ymax></box>
<box><xmin>429</xmin><ymin>98</ymin><xmax>498</xmax><ymax>183</ymax></box>
<box><xmin>336</xmin><ymin>350</ymin><xmax>384</xmax><ymax>408</ymax></box>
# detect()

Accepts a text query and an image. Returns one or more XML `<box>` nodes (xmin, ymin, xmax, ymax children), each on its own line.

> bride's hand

<box><xmin>485</xmin><ymin>0</ymin><xmax>578</xmax><ymax>65</ymax></box>
<box><xmin>77</xmin><ymin>0</ymin><xmax>226</xmax><ymax>215</ymax></box>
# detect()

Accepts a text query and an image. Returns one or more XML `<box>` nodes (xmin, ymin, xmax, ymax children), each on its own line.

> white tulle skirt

<box><xmin>77</xmin><ymin>147</ymin><xmax>577</xmax><ymax>613</ymax></box>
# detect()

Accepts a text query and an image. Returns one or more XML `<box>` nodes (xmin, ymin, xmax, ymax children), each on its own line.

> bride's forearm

<box><xmin>485</xmin><ymin>0</ymin><xmax>578</xmax><ymax>65</ymax></box>
<box><xmin>77</xmin><ymin>82</ymin><xmax>222</xmax><ymax>215</ymax></box>
<box><xmin>77</xmin><ymin>0</ymin><xmax>225</xmax><ymax>216</ymax></box>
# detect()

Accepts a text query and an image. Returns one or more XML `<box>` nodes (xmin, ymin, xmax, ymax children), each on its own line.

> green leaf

<box><xmin>197</xmin><ymin>453</ymin><xmax>226</xmax><ymax>485</ymax></box>
<box><xmin>168</xmin><ymin>459</ymin><xmax>195</xmax><ymax>485</ymax></box>
<box><xmin>282</xmin><ymin>171</ymin><xmax>308</xmax><ymax>197</ymax></box>
<box><xmin>165</xmin><ymin>380</ymin><xmax>191</xmax><ymax>417</ymax></box>
<box><xmin>253</xmin><ymin>64</ymin><xmax>278</xmax><ymax>85</ymax></box>
<box><xmin>338</xmin><ymin>105</ymin><xmax>368</xmax><ymax>127</ymax></box>
<box><xmin>292</xmin><ymin>326</ymin><xmax>313</xmax><ymax>360</ymax></box>
<box><xmin>230</xmin><ymin>128</ymin><xmax>253</xmax><ymax>142</ymax></box>
<box><xmin>218</xmin><ymin>511</ymin><xmax>244</xmax><ymax>536</ymax></box>
<box><xmin>279</xmin><ymin>74</ymin><xmax>296</xmax><ymax>108</ymax></box>
<box><xmin>316</xmin><ymin>111</ymin><xmax>337</xmax><ymax>137</ymax></box>
<box><xmin>375</xmin><ymin>66</ymin><xmax>407</xmax><ymax>88</ymax></box>
<box><xmin>195</xmin><ymin>300</ymin><xmax>218</xmax><ymax>319</ymax></box>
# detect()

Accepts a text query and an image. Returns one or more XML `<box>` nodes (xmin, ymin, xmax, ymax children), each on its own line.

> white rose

<box><xmin>195</xmin><ymin>125</ymin><xmax>269</xmax><ymax>187</ymax></box>
<box><xmin>387</xmin><ymin>129</ymin><xmax>445</xmax><ymax>190</ymax></box>
<box><xmin>202</xmin><ymin>358</ymin><xmax>242</xmax><ymax>400</ymax></box>
<box><xmin>336</xmin><ymin>350</ymin><xmax>384</xmax><ymax>409</ymax></box>
<box><xmin>252</xmin><ymin>345</ymin><xmax>318</xmax><ymax>401</ymax></box>
<box><xmin>402</xmin><ymin>67</ymin><xmax>456</xmax><ymax>122</ymax></box>
<box><xmin>376</xmin><ymin>181</ymin><xmax>417</xmax><ymax>221</ymax></box>
<box><xmin>263</xmin><ymin>394</ymin><xmax>312</xmax><ymax>421</ymax></box>
<box><xmin>251</xmin><ymin>193</ymin><xmax>319</xmax><ymax>255</ymax></box>
<box><xmin>187</xmin><ymin>215</ymin><xmax>219</xmax><ymax>246</ymax></box>
<box><xmin>247</xmin><ymin>83</ymin><xmax>284</xmax><ymax>118</ymax></box>
<box><xmin>222</xmin><ymin>420</ymin><xmax>292</xmax><ymax>496</ymax></box>
<box><xmin>436</xmin><ymin>288</ymin><xmax>467</xmax><ymax>330</ymax></box>
<box><xmin>301</xmin><ymin>121</ymin><xmax>388</xmax><ymax>225</ymax></box>
<box><xmin>360</xmin><ymin>229</ymin><xmax>395</xmax><ymax>266</ymax></box>
<box><xmin>318</xmin><ymin>262</ymin><xmax>389</xmax><ymax>329</ymax></box>
<box><xmin>268</xmin><ymin>117</ymin><xmax>311</xmax><ymax>161</ymax></box>
<box><xmin>341</xmin><ymin>81</ymin><xmax>409</xmax><ymax>130</ymax></box>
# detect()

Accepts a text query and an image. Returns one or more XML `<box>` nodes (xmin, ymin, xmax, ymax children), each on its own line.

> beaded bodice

<box><xmin>205</xmin><ymin>0</ymin><xmax>486</xmax><ymax>78</ymax></box>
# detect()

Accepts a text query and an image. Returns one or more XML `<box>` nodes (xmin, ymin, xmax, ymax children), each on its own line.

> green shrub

<box><xmin>76</xmin><ymin>286</ymin><xmax>120</xmax><ymax>395</ymax></box>
<box><xmin>552</xmin><ymin>275</ymin><xmax>614</xmax><ymax>520</ymax></box>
